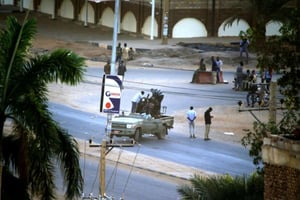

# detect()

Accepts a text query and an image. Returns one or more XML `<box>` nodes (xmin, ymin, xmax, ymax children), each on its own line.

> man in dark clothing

<box><xmin>117</xmin><ymin>60</ymin><xmax>126</xmax><ymax>76</ymax></box>
<box><xmin>211</xmin><ymin>56</ymin><xmax>218</xmax><ymax>72</ymax></box>
<box><xmin>204</xmin><ymin>107</ymin><xmax>213</xmax><ymax>140</ymax></box>
<box><xmin>246</xmin><ymin>84</ymin><xmax>258</xmax><ymax>107</ymax></box>
<box><xmin>116</xmin><ymin>42</ymin><xmax>122</xmax><ymax>64</ymax></box>
<box><xmin>117</xmin><ymin>60</ymin><xmax>127</xmax><ymax>89</ymax></box>
<box><xmin>104</xmin><ymin>60</ymin><xmax>111</xmax><ymax>74</ymax></box>
<box><xmin>240</xmin><ymin>38</ymin><xmax>249</xmax><ymax>64</ymax></box>
<box><xmin>211</xmin><ymin>56</ymin><xmax>219</xmax><ymax>83</ymax></box>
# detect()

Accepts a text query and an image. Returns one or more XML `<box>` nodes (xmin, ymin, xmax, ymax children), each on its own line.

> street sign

<box><xmin>100</xmin><ymin>75</ymin><xmax>122</xmax><ymax>113</ymax></box>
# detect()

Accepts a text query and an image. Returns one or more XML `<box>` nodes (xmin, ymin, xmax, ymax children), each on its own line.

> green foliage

<box><xmin>241</xmin><ymin>8</ymin><xmax>300</xmax><ymax>173</ymax></box>
<box><xmin>178</xmin><ymin>173</ymin><xmax>264</xmax><ymax>200</ymax></box>
<box><xmin>241</xmin><ymin>122</ymin><xmax>268</xmax><ymax>173</ymax></box>
<box><xmin>0</xmin><ymin>13</ymin><xmax>86</xmax><ymax>200</ymax></box>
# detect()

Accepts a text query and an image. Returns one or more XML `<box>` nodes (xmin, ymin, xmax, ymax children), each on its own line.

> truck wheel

<box><xmin>157</xmin><ymin>126</ymin><xmax>167</xmax><ymax>139</ymax></box>
<box><xmin>134</xmin><ymin>128</ymin><xmax>141</xmax><ymax>142</ymax></box>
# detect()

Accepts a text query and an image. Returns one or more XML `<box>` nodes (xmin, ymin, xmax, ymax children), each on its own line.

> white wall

<box><xmin>23</xmin><ymin>0</ymin><xmax>34</xmax><ymax>10</ymax></box>
<box><xmin>218</xmin><ymin>19</ymin><xmax>250</xmax><ymax>37</ymax></box>
<box><xmin>122</xmin><ymin>11</ymin><xmax>137</xmax><ymax>33</ymax></box>
<box><xmin>79</xmin><ymin>2</ymin><xmax>95</xmax><ymax>23</ymax></box>
<box><xmin>266</xmin><ymin>20</ymin><xmax>282</xmax><ymax>36</ymax></box>
<box><xmin>141</xmin><ymin>16</ymin><xmax>158</xmax><ymax>37</ymax></box>
<box><xmin>99</xmin><ymin>7</ymin><xmax>114</xmax><ymax>28</ymax></box>
<box><xmin>39</xmin><ymin>0</ymin><xmax>54</xmax><ymax>15</ymax></box>
<box><xmin>172</xmin><ymin>18</ymin><xmax>207</xmax><ymax>38</ymax></box>
<box><xmin>59</xmin><ymin>0</ymin><xmax>74</xmax><ymax>19</ymax></box>
<box><xmin>2</xmin><ymin>0</ymin><xmax>13</xmax><ymax>5</ymax></box>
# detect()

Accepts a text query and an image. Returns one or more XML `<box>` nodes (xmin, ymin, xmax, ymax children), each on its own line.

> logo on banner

<box><xmin>100</xmin><ymin>75</ymin><xmax>122</xmax><ymax>113</ymax></box>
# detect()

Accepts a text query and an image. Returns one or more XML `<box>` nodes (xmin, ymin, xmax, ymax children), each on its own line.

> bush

<box><xmin>177</xmin><ymin>173</ymin><xmax>263</xmax><ymax>200</ymax></box>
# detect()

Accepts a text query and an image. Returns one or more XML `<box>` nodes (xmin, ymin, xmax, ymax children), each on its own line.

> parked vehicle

<box><xmin>111</xmin><ymin>113</ymin><xmax>174</xmax><ymax>142</ymax></box>
<box><xmin>110</xmin><ymin>89</ymin><xmax>174</xmax><ymax>142</ymax></box>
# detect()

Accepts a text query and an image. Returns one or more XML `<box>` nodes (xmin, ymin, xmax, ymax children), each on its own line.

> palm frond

<box><xmin>1</xmin><ymin>14</ymin><xmax>86</xmax><ymax>200</ymax></box>
<box><xmin>0</xmin><ymin>12</ymin><xmax>37</xmax><ymax>114</ymax></box>
<box><xmin>2</xmin><ymin>132</ymin><xmax>29</xmax><ymax>179</ymax></box>
<box><xmin>178</xmin><ymin>173</ymin><xmax>264</xmax><ymax>200</ymax></box>
<box><xmin>31</xmin><ymin>49</ymin><xmax>86</xmax><ymax>85</ymax></box>
<box><xmin>56</xmin><ymin>127</ymin><xmax>83</xmax><ymax>199</ymax></box>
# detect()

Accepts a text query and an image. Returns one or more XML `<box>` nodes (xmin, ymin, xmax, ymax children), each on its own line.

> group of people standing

<box><xmin>191</xmin><ymin>56</ymin><xmax>223</xmax><ymax>83</ymax></box>
<box><xmin>246</xmin><ymin>67</ymin><xmax>273</xmax><ymax>107</ymax></box>
<box><xmin>104</xmin><ymin>42</ymin><xmax>136</xmax><ymax>77</ymax></box>
<box><xmin>187</xmin><ymin>106</ymin><xmax>213</xmax><ymax>140</ymax></box>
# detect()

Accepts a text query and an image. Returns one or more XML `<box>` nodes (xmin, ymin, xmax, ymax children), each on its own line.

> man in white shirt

<box><xmin>131</xmin><ymin>91</ymin><xmax>145</xmax><ymax>113</ymax></box>
<box><xmin>187</xmin><ymin>106</ymin><xmax>197</xmax><ymax>138</ymax></box>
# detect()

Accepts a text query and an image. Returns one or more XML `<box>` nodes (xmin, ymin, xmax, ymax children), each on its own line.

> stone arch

<box><xmin>122</xmin><ymin>11</ymin><xmax>137</xmax><ymax>33</ymax></box>
<box><xmin>58</xmin><ymin>0</ymin><xmax>74</xmax><ymax>19</ymax></box>
<box><xmin>39</xmin><ymin>0</ymin><xmax>54</xmax><ymax>15</ymax></box>
<box><xmin>99</xmin><ymin>7</ymin><xmax>114</xmax><ymax>28</ymax></box>
<box><xmin>266</xmin><ymin>20</ymin><xmax>282</xmax><ymax>36</ymax></box>
<box><xmin>218</xmin><ymin>18</ymin><xmax>250</xmax><ymax>37</ymax></box>
<box><xmin>172</xmin><ymin>18</ymin><xmax>207</xmax><ymax>38</ymax></box>
<box><xmin>141</xmin><ymin>16</ymin><xmax>158</xmax><ymax>37</ymax></box>
<box><xmin>79</xmin><ymin>2</ymin><xmax>95</xmax><ymax>23</ymax></box>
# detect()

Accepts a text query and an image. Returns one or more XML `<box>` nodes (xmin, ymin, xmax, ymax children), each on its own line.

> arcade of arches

<box><xmin>6</xmin><ymin>0</ymin><xmax>284</xmax><ymax>38</ymax></box>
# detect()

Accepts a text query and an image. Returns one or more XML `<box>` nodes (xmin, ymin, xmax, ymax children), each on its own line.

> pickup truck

<box><xmin>110</xmin><ymin>113</ymin><xmax>174</xmax><ymax>142</ymax></box>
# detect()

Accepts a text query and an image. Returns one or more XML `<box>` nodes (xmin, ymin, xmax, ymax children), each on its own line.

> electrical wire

<box><xmin>121</xmin><ymin>144</ymin><xmax>141</xmax><ymax>197</ymax></box>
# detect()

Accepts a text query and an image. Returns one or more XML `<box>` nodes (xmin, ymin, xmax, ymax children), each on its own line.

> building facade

<box><xmin>2</xmin><ymin>0</ymin><xmax>290</xmax><ymax>38</ymax></box>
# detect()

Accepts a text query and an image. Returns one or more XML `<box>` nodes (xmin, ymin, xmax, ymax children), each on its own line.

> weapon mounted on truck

<box><xmin>110</xmin><ymin>89</ymin><xmax>174</xmax><ymax>142</ymax></box>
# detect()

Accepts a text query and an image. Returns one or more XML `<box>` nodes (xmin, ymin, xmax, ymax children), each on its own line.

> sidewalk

<box><xmin>77</xmin><ymin>139</ymin><xmax>217</xmax><ymax>181</ymax></box>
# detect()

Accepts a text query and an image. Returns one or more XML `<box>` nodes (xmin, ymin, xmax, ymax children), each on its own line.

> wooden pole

<box><xmin>100</xmin><ymin>139</ymin><xmax>106</xmax><ymax>197</ymax></box>
<box><xmin>269</xmin><ymin>82</ymin><xmax>277</xmax><ymax>124</ymax></box>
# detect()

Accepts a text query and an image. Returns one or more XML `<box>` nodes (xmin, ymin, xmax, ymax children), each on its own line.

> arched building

<box><xmin>3</xmin><ymin>0</ymin><xmax>295</xmax><ymax>38</ymax></box>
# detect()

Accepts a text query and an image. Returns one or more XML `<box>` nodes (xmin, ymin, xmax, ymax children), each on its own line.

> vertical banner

<box><xmin>100</xmin><ymin>75</ymin><xmax>122</xmax><ymax>113</ymax></box>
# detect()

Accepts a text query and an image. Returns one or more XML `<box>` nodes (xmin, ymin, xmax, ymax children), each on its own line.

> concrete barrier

<box><xmin>196</xmin><ymin>71</ymin><xmax>224</xmax><ymax>84</ymax></box>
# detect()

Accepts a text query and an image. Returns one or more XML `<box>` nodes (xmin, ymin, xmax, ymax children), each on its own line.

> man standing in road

<box><xmin>122</xmin><ymin>43</ymin><xmax>130</xmax><ymax>65</ymax></box>
<box><xmin>104</xmin><ymin>60</ymin><xmax>111</xmax><ymax>74</ymax></box>
<box><xmin>131</xmin><ymin>91</ymin><xmax>145</xmax><ymax>113</ymax></box>
<box><xmin>187</xmin><ymin>106</ymin><xmax>197</xmax><ymax>138</ymax></box>
<box><xmin>204</xmin><ymin>107</ymin><xmax>213</xmax><ymax>140</ymax></box>
<box><xmin>118</xmin><ymin>60</ymin><xmax>127</xmax><ymax>89</ymax></box>
<box><xmin>116</xmin><ymin>42</ymin><xmax>122</xmax><ymax>64</ymax></box>
<box><xmin>240</xmin><ymin>38</ymin><xmax>250</xmax><ymax>64</ymax></box>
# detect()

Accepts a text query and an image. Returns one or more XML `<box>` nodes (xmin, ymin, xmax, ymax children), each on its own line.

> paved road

<box><xmin>50</xmin><ymin>66</ymin><xmax>258</xmax><ymax>178</ymax></box>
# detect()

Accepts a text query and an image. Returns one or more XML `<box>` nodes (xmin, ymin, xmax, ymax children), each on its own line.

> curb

<box><xmin>77</xmin><ymin>139</ymin><xmax>216</xmax><ymax>181</ymax></box>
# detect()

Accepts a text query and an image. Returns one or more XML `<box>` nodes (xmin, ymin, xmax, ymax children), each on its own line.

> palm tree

<box><xmin>0</xmin><ymin>12</ymin><xmax>86</xmax><ymax>200</ymax></box>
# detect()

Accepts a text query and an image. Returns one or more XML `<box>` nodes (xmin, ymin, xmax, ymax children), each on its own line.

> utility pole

<box><xmin>100</xmin><ymin>140</ymin><xmax>106</xmax><ymax>198</ymax></box>
<box><xmin>161</xmin><ymin>0</ymin><xmax>169</xmax><ymax>44</ymax></box>
<box><xmin>150</xmin><ymin>0</ymin><xmax>155</xmax><ymax>40</ymax></box>
<box><xmin>110</xmin><ymin>0</ymin><xmax>120</xmax><ymax>75</ymax></box>
<box><xmin>86</xmin><ymin>139</ymin><xmax>135</xmax><ymax>199</ymax></box>
<box><xmin>269</xmin><ymin>82</ymin><xmax>277</xmax><ymax>124</ymax></box>
<box><xmin>84</xmin><ymin>0</ymin><xmax>88</xmax><ymax>27</ymax></box>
